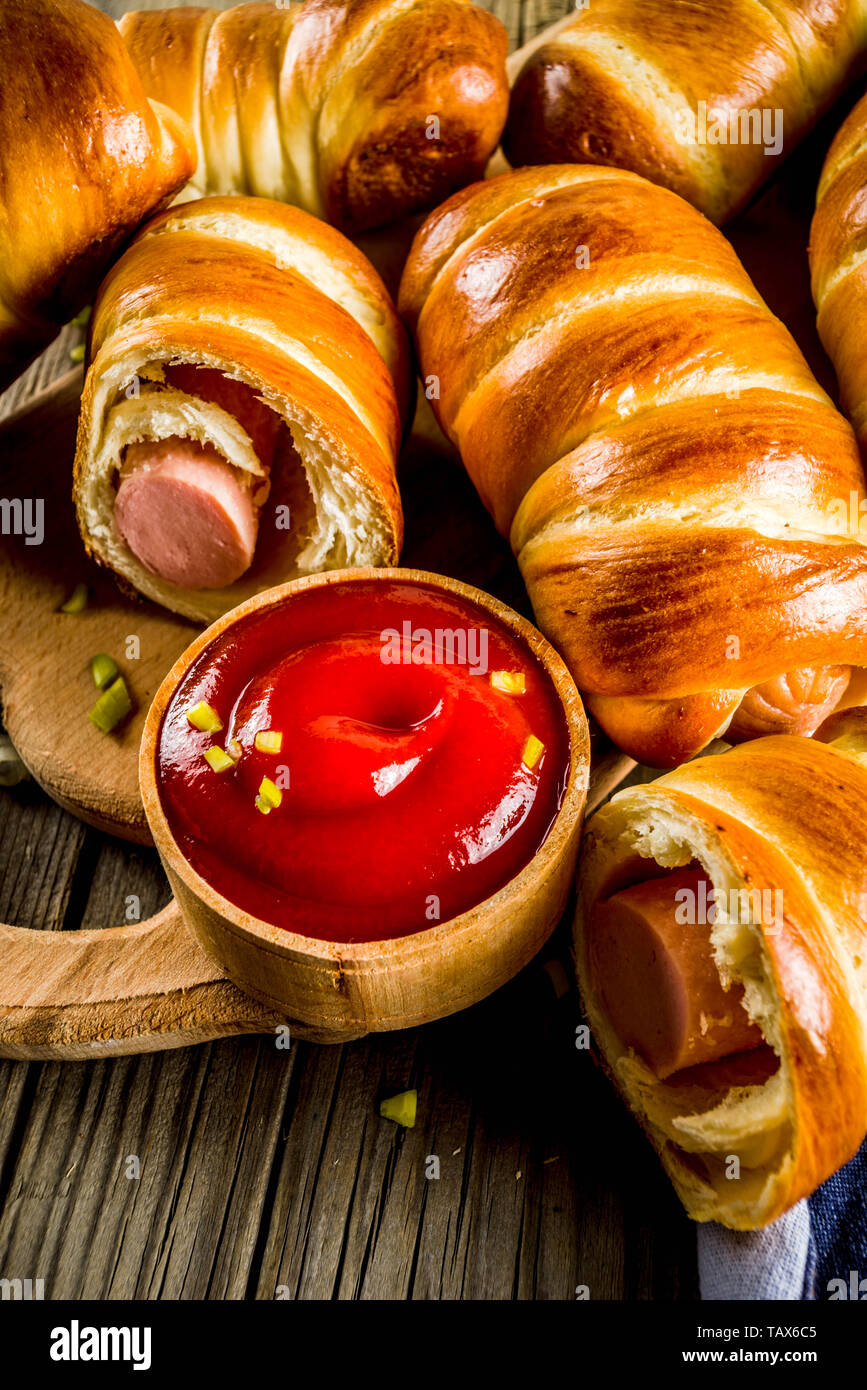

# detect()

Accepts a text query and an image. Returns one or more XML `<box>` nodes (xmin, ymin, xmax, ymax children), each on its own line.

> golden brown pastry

<box><xmin>811</xmin><ymin>87</ymin><xmax>867</xmax><ymax>459</ymax></box>
<box><xmin>118</xmin><ymin>0</ymin><xmax>509</xmax><ymax>235</ymax></box>
<box><xmin>398</xmin><ymin>165</ymin><xmax>867</xmax><ymax>767</ymax></box>
<box><xmin>0</xmin><ymin>0</ymin><xmax>196</xmax><ymax>391</ymax></box>
<box><xmin>575</xmin><ymin>708</ymin><xmax>867</xmax><ymax>1229</ymax></box>
<box><xmin>74</xmin><ymin>197</ymin><xmax>409</xmax><ymax>623</ymax></box>
<box><xmin>504</xmin><ymin>0</ymin><xmax>867</xmax><ymax>224</ymax></box>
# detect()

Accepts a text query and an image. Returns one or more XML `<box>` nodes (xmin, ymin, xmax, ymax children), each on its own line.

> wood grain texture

<box><xmin>0</xmin><ymin>903</ymin><xmax>290</xmax><ymax>1060</ymax></box>
<box><xmin>0</xmin><ymin>0</ymin><xmax>697</xmax><ymax>1300</ymax></box>
<box><xmin>0</xmin><ymin>370</ymin><xmax>197</xmax><ymax>842</ymax></box>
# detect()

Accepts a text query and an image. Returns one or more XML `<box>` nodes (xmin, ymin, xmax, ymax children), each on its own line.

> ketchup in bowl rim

<box><xmin>140</xmin><ymin>570</ymin><xmax>590</xmax><ymax>1033</ymax></box>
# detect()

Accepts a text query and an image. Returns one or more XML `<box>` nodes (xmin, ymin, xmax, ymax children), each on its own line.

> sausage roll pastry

<box><xmin>575</xmin><ymin>708</ymin><xmax>867</xmax><ymax>1229</ymax></box>
<box><xmin>74</xmin><ymin>197</ymin><xmax>409</xmax><ymax>623</ymax></box>
<box><xmin>811</xmin><ymin>86</ymin><xmax>867</xmax><ymax>459</ymax></box>
<box><xmin>118</xmin><ymin>0</ymin><xmax>509</xmax><ymax>234</ymax></box>
<box><xmin>0</xmin><ymin>0</ymin><xmax>195</xmax><ymax>390</ymax></box>
<box><xmin>399</xmin><ymin>165</ymin><xmax>867</xmax><ymax>767</ymax></box>
<box><xmin>504</xmin><ymin>0</ymin><xmax>867</xmax><ymax>224</ymax></box>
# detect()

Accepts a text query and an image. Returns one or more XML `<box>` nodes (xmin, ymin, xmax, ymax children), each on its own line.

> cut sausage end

<box><xmin>590</xmin><ymin>866</ymin><xmax>763</xmax><ymax>1079</ymax></box>
<box><xmin>116</xmin><ymin>438</ymin><xmax>258</xmax><ymax>589</ymax></box>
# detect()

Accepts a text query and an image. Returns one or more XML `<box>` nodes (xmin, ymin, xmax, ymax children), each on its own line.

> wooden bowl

<box><xmin>140</xmin><ymin>568</ymin><xmax>590</xmax><ymax>1042</ymax></box>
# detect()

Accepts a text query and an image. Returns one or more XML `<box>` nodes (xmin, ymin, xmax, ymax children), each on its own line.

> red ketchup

<box><xmin>157</xmin><ymin>579</ymin><xmax>570</xmax><ymax>942</ymax></box>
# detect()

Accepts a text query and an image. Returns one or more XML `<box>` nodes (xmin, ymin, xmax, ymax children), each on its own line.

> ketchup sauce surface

<box><xmin>157</xmin><ymin>579</ymin><xmax>570</xmax><ymax>942</ymax></box>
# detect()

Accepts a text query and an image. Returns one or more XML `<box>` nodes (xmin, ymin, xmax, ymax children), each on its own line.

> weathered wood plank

<box><xmin>253</xmin><ymin>954</ymin><xmax>697</xmax><ymax>1300</ymax></box>
<box><xmin>75</xmin><ymin>840</ymin><xmax>171</xmax><ymax>932</ymax></box>
<box><xmin>0</xmin><ymin>872</ymin><xmax>695</xmax><ymax>1300</ymax></box>
<box><xmin>0</xmin><ymin>330</ymin><xmax>80</xmax><ymax>424</ymax></box>
<box><xmin>0</xmin><ymin>1038</ymin><xmax>294</xmax><ymax>1298</ymax></box>
<box><xmin>0</xmin><ymin>784</ymin><xmax>91</xmax><ymax>1225</ymax></box>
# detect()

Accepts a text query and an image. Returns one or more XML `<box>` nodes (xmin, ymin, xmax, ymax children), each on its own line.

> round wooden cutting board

<box><xmin>0</xmin><ymin>368</ymin><xmax>198</xmax><ymax>842</ymax></box>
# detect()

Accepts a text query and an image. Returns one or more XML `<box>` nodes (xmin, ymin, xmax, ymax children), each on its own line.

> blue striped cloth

<box><xmin>699</xmin><ymin>1140</ymin><xmax>867</xmax><ymax>1300</ymax></box>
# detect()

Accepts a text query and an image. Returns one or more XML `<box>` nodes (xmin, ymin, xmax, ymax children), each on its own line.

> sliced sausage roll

<box><xmin>74</xmin><ymin>197</ymin><xmax>409</xmax><ymax>622</ymax></box>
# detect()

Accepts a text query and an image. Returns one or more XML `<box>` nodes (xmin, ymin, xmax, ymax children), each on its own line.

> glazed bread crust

<box><xmin>0</xmin><ymin>0</ymin><xmax>196</xmax><ymax>389</ymax></box>
<box><xmin>504</xmin><ymin>0</ymin><xmax>867</xmax><ymax>225</ymax></box>
<box><xmin>118</xmin><ymin>0</ymin><xmax>509</xmax><ymax>233</ymax></box>
<box><xmin>73</xmin><ymin>197</ymin><xmax>408</xmax><ymax>623</ymax></box>
<box><xmin>575</xmin><ymin>713</ymin><xmax>867</xmax><ymax>1229</ymax></box>
<box><xmin>811</xmin><ymin>88</ymin><xmax>867</xmax><ymax>456</ymax></box>
<box><xmin>399</xmin><ymin>166</ymin><xmax>867</xmax><ymax>766</ymax></box>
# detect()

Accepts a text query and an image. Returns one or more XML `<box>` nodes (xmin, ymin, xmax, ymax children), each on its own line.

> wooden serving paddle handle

<box><xmin>0</xmin><ymin>751</ymin><xmax>634</xmax><ymax>1061</ymax></box>
<box><xmin>0</xmin><ymin>903</ymin><xmax>293</xmax><ymax>1059</ymax></box>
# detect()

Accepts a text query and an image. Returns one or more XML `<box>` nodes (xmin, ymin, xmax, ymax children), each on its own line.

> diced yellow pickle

<box><xmin>490</xmin><ymin>670</ymin><xmax>526</xmax><ymax>695</ymax></box>
<box><xmin>186</xmin><ymin>701</ymin><xmax>222</xmax><ymax>733</ymax></box>
<box><xmin>60</xmin><ymin>583</ymin><xmax>88</xmax><ymax>613</ymax></box>
<box><xmin>203</xmin><ymin>746</ymin><xmax>234</xmax><ymax>773</ymax></box>
<box><xmin>88</xmin><ymin>677</ymin><xmax>132</xmax><ymax>734</ymax></box>
<box><xmin>254</xmin><ymin>730</ymin><xmax>283</xmax><ymax>754</ymax></box>
<box><xmin>90</xmin><ymin>653</ymin><xmax>118</xmax><ymax>689</ymax></box>
<box><xmin>254</xmin><ymin>795</ymin><xmax>272</xmax><ymax>816</ymax></box>
<box><xmin>521</xmin><ymin>734</ymin><xmax>545</xmax><ymax>770</ymax></box>
<box><xmin>379</xmin><ymin>1090</ymin><xmax>417</xmax><ymax>1128</ymax></box>
<box><xmin>258</xmin><ymin>775</ymin><xmax>282</xmax><ymax>810</ymax></box>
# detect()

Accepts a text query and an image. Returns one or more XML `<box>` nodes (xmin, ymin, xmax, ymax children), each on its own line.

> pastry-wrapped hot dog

<box><xmin>811</xmin><ymin>88</ymin><xmax>867</xmax><ymax>458</ymax></box>
<box><xmin>504</xmin><ymin>0</ymin><xmax>867</xmax><ymax>225</ymax></box>
<box><xmin>575</xmin><ymin>709</ymin><xmax>867</xmax><ymax>1229</ymax></box>
<box><xmin>399</xmin><ymin>166</ymin><xmax>867</xmax><ymax>766</ymax></box>
<box><xmin>118</xmin><ymin>0</ymin><xmax>509</xmax><ymax>234</ymax></box>
<box><xmin>74</xmin><ymin>197</ymin><xmax>408</xmax><ymax>623</ymax></box>
<box><xmin>0</xmin><ymin>0</ymin><xmax>195</xmax><ymax>390</ymax></box>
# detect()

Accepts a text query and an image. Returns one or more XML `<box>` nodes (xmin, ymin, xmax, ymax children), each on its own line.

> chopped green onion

<box><xmin>69</xmin><ymin>343</ymin><xmax>86</xmax><ymax>364</ymax></box>
<box><xmin>379</xmin><ymin>1090</ymin><xmax>417</xmax><ymax>1128</ymax></box>
<box><xmin>71</xmin><ymin>305</ymin><xmax>91</xmax><ymax>329</ymax></box>
<box><xmin>90</xmin><ymin>653</ymin><xmax>118</xmax><ymax>689</ymax></box>
<box><xmin>59</xmin><ymin>583</ymin><xmax>88</xmax><ymax>613</ymax></box>
<box><xmin>89</xmin><ymin>677</ymin><xmax>132</xmax><ymax>734</ymax></box>
<box><xmin>186</xmin><ymin>700</ymin><xmax>222</xmax><ymax>733</ymax></box>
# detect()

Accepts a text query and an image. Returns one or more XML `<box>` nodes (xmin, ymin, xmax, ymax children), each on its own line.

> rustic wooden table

<box><xmin>0</xmin><ymin>0</ymin><xmax>700</xmax><ymax>1300</ymax></box>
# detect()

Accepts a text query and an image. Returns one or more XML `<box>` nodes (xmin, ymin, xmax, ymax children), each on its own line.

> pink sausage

<box><xmin>115</xmin><ymin>365</ymin><xmax>281</xmax><ymax>589</ymax></box>
<box><xmin>116</xmin><ymin>438</ymin><xmax>259</xmax><ymax>589</ymax></box>
<box><xmin>590</xmin><ymin>867</ymin><xmax>763</xmax><ymax>1079</ymax></box>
